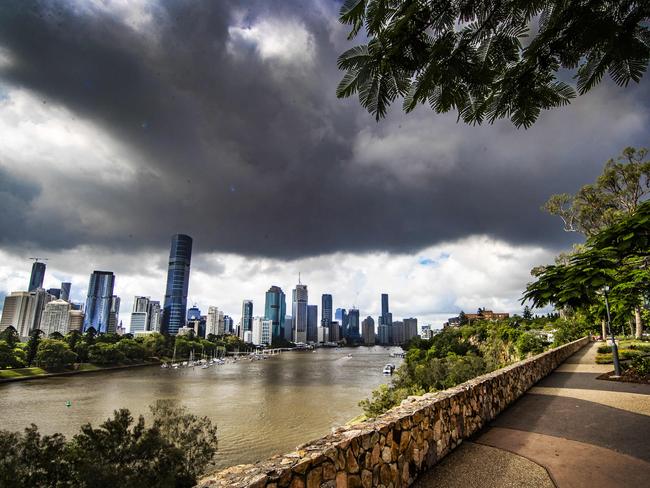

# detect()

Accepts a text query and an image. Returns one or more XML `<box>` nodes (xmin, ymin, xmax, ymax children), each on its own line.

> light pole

<box><xmin>602</xmin><ymin>286</ymin><xmax>621</xmax><ymax>377</ymax></box>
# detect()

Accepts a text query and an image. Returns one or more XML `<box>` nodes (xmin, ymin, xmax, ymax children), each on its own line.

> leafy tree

<box><xmin>0</xmin><ymin>326</ymin><xmax>19</xmax><ymax>348</ymax></box>
<box><xmin>36</xmin><ymin>339</ymin><xmax>77</xmax><ymax>371</ymax></box>
<box><xmin>49</xmin><ymin>331</ymin><xmax>65</xmax><ymax>341</ymax></box>
<box><xmin>141</xmin><ymin>332</ymin><xmax>166</xmax><ymax>358</ymax></box>
<box><xmin>522</xmin><ymin>306</ymin><xmax>533</xmax><ymax>320</ymax></box>
<box><xmin>458</xmin><ymin>310</ymin><xmax>468</xmax><ymax>325</ymax></box>
<box><xmin>543</xmin><ymin>147</ymin><xmax>650</xmax><ymax>337</ymax></box>
<box><xmin>337</xmin><ymin>1</ymin><xmax>650</xmax><ymax>127</ymax></box>
<box><xmin>88</xmin><ymin>343</ymin><xmax>126</xmax><ymax>365</ymax></box>
<box><xmin>114</xmin><ymin>339</ymin><xmax>145</xmax><ymax>363</ymax></box>
<box><xmin>524</xmin><ymin>201</ymin><xmax>650</xmax><ymax>337</ymax></box>
<box><xmin>515</xmin><ymin>332</ymin><xmax>545</xmax><ymax>356</ymax></box>
<box><xmin>0</xmin><ymin>425</ymin><xmax>70</xmax><ymax>487</ymax></box>
<box><xmin>25</xmin><ymin>329</ymin><xmax>43</xmax><ymax>367</ymax></box>
<box><xmin>65</xmin><ymin>330</ymin><xmax>82</xmax><ymax>354</ymax></box>
<box><xmin>82</xmin><ymin>327</ymin><xmax>97</xmax><ymax>346</ymax></box>
<box><xmin>150</xmin><ymin>400</ymin><xmax>219</xmax><ymax>485</ymax></box>
<box><xmin>0</xmin><ymin>340</ymin><xmax>25</xmax><ymax>369</ymax></box>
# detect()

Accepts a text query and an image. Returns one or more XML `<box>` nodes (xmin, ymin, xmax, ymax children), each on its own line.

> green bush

<box><xmin>515</xmin><ymin>333</ymin><xmax>545</xmax><ymax>357</ymax></box>
<box><xmin>35</xmin><ymin>340</ymin><xmax>77</xmax><ymax>371</ymax></box>
<box><xmin>629</xmin><ymin>356</ymin><xmax>650</xmax><ymax>376</ymax></box>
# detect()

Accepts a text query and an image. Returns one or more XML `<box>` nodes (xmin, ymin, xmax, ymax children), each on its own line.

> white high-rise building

<box><xmin>0</xmin><ymin>289</ymin><xmax>53</xmax><ymax>338</ymax></box>
<box><xmin>317</xmin><ymin>326</ymin><xmax>329</xmax><ymax>343</ymax></box>
<box><xmin>206</xmin><ymin>306</ymin><xmax>225</xmax><ymax>336</ymax></box>
<box><xmin>251</xmin><ymin>317</ymin><xmax>272</xmax><ymax>346</ymax></box>
<box><xmin>292</xmin><ymin>282</ymin><xmax>308</xmax><ymax>344</ymax></box>
<box><xmin>130</xmin><ymin>312</ymin><xmax>148</xmax><ymax>333</ymax></box>
<box><xmin>40</xmin><ymin>299</ymin><xmax>72</xmax><ymax>336</ymax></box>
<box><xmin>133</xmin><ymin>296</ymin><xmax>150</xmax><ymax>313</ymax></box>
<box><xmin>148</xmin><ymin>301</ymin><xmax>161</xmax><ymax>331</ymax></box>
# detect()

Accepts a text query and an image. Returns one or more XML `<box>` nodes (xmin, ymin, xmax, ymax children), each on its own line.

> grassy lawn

<box><xmin>596</xmin><ymin>340</ymin><xmax>650</xmax><ymax>364</ymax></box>
<box><xmin>0</xmin><ymin>367</ymin><xmax>47</xmax><ymax>379</ymax></box>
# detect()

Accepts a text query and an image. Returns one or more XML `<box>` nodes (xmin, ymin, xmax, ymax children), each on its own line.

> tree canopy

<box><xmin>337</xmin><ymin>1</ymin><xmax>650</xmax><ymax>127</ymax></box>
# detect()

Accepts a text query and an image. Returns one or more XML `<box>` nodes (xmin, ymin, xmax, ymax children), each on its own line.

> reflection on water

<box><xmin>0</xmin><ymin>347</ymin><xmax>402</xmax><ymax>469</ymax></box>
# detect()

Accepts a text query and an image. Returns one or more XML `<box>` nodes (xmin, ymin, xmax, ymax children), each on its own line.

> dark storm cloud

<box><xmin>0</xmin><ymin>0</ymin><xmax>648</xmax><ymax>259</ymax></box>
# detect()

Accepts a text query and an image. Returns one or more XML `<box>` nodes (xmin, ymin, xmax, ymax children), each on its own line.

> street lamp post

<box><xmin>602</xmin><ymin>286</ymin><xmax>621</xmax><ymax>377</ymax></box>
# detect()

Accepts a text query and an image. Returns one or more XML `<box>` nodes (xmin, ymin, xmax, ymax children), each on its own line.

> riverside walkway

<box><xmin>413</xmin><ymin>341</ymin><xmax>650</xmax><ymax>488</ymax></box>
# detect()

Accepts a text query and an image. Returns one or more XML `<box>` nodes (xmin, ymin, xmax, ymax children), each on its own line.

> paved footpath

<box><xmin>413</xmin><ymin>341</ymin><xmax>650</xmax><ymax>488</ymax></box>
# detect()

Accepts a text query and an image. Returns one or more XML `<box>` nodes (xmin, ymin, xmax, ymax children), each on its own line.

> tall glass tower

<box><xmin>161</xmin><ymin>234</ymin><xmax>193</xmax><ymax>335</ymax></box>
<box><xmin>60</xmin><ymin>282</ymin><xmax>71</xmax><ymax>302</ymax></box>
<box><xmin>264</xmin><ymin>286</ymin><xmax>286</xmax><ymax>339</ymax></box>
<box><xmin>321</xmin><ymin>294</ymin><xmax>333</xmax><ymax>326</ymax></box>
<box><xmin>28</xmin><ymin>262</ymin><xmax>46</xmax><ymax>292</ymax></box>
<box><xmin>83</xmin><ymin>271</ymin><xmax>115</xmax><ymax>333</ymax></box>
<box><xmin>241</xmin><ymin>300</ymin><xmax>253</xmax><ymax>339</ymax></box>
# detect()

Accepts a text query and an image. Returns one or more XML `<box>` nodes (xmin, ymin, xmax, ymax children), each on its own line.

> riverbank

<box><xmin>0</xmin><ymin>360</ymin><xmax>161</xmax><ymax>383</ymax></box>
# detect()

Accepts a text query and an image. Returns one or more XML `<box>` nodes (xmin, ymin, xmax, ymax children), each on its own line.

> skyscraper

<box><xmin>133</xmin><ymin>296</ymin><xmax>151</xmax><ymax>313</ymax></box>
<box><xmin>187</xmin><ymin>305</ymin><xmax>201</xmax><ymax>322</ymax></box>
<box><xmin>292</xmin><ymin>282</ymin><xmax>308</xmax><ymax>343</ymax></box>
<box><xmin>307</xmin><ymin>304</ymin><xmax>318</xmax><ymax>343</ymax></box>
<box><xmin>60</xmin><ymin>282</ymin><xmax>71</xmax><ymax>302</ymax></box>
<box><xmin>362</xmin><ymin>316</ymin><xmax>375</xmax><ymax>345</ymax></box>
<box><xmin>347</xmin><ymin>308</ymin><xmax>361</xmax><ymax>342</ymax></box>
<box><xmin>107</xmin><ymin>296</ymin><xmax>120</xmax><ymax>333</ymax></box>
<box><xmin>321</xmin><ymin>294</ymin><xmax>333</xmax><ymax>327</ymax></box>
<box><xmin>148</xmin><ymin>301</ymin><xmax>161</xmax><ymax>331</ymax></box>
<box><xmin>378</xmin><ymin>293</ymin><xmax>393</xmax><ymax>344</ymax></box>
<box><xmin>28</xmin><ymin>261</ymin><xmax>46</xmax><ymax>292</ymax></box>
<box><xmin>0</xmin><ymin>290</ymin><xmax>53</xmax><ymax>338</ymax></box>
<box><xmin>224</xmin><ymin>315</ymin><xmax>234</xmax><ymax>334</ymax></box>
<box><xmin>83</xmin><ymin>271</ymin><xmax>115</xmax><ymax>333</ymax></box>
<box><xmin>335</xmin><ymin>308</ymin><xmax>348</xmax><ymax>338</ymax></box>
<box><xmin>264</xmin><ymin>286</ymin><xmax>286</xmax><ymax>339</ymax></box>
<box><xmin>404</xmin><ymin>317</ymin><xmax>418</xmax><ymax>341</ymax></box>
<box><xmin>47</xmin><ymin>288</ymin><xmax>61</xmax><ymax>299</ymax></box>
<box><xmin>240</xmin><ymin>300</ymin><xmax>253</xmax><ymax>339</ymax></box>
<box><xmin>161</xmin><ymin>234</ymin><xmax>193</xmax><ymax>335</ymax></box>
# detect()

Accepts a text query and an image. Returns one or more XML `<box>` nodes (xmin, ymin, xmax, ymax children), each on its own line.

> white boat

<box><xmin>383</xmin><ymin>364</ymin><xmax>395</xmax><ymax>375</ymax></box>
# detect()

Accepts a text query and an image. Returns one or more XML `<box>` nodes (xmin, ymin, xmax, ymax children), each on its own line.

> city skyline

<box><xmin>0</xmin><ymin>1</ymin><xmax>647</xmax><ymax>334</ymax></box>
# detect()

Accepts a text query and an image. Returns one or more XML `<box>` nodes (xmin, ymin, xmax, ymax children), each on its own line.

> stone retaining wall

<box><xmin>198</xmin><ymin>336</ymin><xmax>589</xmax><ymax>488</ymax></box>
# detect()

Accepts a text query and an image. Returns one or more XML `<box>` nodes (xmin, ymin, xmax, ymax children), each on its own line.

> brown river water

<box><xmin>0</xmin><ymin>346</ymin><xmax>402</xmax><ymax>470</ymax></box>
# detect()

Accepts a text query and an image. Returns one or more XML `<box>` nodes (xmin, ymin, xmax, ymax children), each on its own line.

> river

<box><xmin>0</xmin><ymin>346</ymin><xmax>402</xmax><ymax>470</ymax></box>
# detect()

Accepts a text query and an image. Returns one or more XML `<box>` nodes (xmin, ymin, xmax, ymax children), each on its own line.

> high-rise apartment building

<box><xmin>251</xmin><ymin>317</ymin><xmax>272</xmax><ymax>346</ymax></box>
<box><xmin>60</xmin><ymin>282</ymin><xmax>71</xmax><ymax>302</ymax></box>
<box><xmin>328</xmin><ymin>320</ymin><xmax>340</xmax><ymax>342</ymax></box>
<box><xmin>224</xmin><ymin>315</ymin><xmax>234</xmax><ymax>334</ymax></box>
<box><xmin>321</xmin><ymin>294</ymin><xmax>333</xmax><ymax>327</ymax></box>
<box><xmin>161</xmin><ymin>234</ymin><xmax>193</xmax><ymax>335</ymax></box>
<box><xmin>264</xmin><ymin>286</ymin><xmax>286</xmax><ymax>340</ymax></box>
<box><xmin>28</xmin><ymin>261</ymin><xmax>46</xmax><ymax>292</ymax></box>
<box><xmin>240</xmin><ymin>300</ymin><xmax>253</xmax><ymax>340</ymax></box>
<box><xmin>307</xmin><ymin>304</ymin><xmax>318</xmax><ymax>343</ymax></box>
<box><xmin>68</xmin><ymin>309</ymin><xmax>84</xmax><ymax>332</ymax></box>
<box><xmin>83</xmin><ymin>271</ymin><xmax>115</xmax><ymax>333</ymax></box>
<box><xmin>292</xmin><ymin>283</ymin><xmax>308</xmax><ymax>343</ymax></box>
<box><xmin>362</xmin><ymin>316</ymin><xmax>375</xmax><ymax>345</ymax></box>
<box><xmin>391</xmin><ymin>321</ymin><xmax>405</xmax><ymax>345</ymax></box>
<box><xmin>40</xmin><ymin>299</ymin><xmax>72</xmax><ymax>336</ymax></box>
<box><xmin>206</xmin><ymin>306</ymin><xmax>225</xmax><ymax>336</ymax></box>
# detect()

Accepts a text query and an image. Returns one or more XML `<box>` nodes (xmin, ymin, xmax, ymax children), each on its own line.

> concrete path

<box><xmin>414</xmin><ymin>341</ymin><xmax>650</xmax><ymax>487</ymax></box>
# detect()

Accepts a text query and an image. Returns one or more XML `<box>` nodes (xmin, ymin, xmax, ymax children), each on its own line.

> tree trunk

<box><xmin>601</xmin><ymin>319</ymin><xmax>607</xmax><ymax>340</ymax></box>
<box><xmin>635</xmin><ymin>307</ymin><xmax>643</xmax><ymax>339</ymax></box>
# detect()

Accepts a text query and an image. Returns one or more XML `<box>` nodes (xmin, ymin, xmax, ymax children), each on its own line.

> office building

<box><xmin>68</xmin><ymin>309</ymin><xmax>84</xmax><ymax>332</ymax></box>
<box><xmin>307</xmin><ymin>304</ymin><xmax>318</xmax><ymax>343</ymax></box>
<box><xmin>379</xmin><ymin>293</ymin><xmax>393</xmax><ymax>326</ymax></box>
<box><xmin>224</xmin><ymin>315</ymin><xmax>234</xmax><ymax>334</ymax></box>
<box><xmin>130</xmin><ymin>311</ymin><xmax>148</xmax><ymax>334</ymax></box>
<box><xmin>240</xmin><ymin>300</ymin><xmax>253</xmax><ymax>340</ymax></box>
<box><xmin>362</xmin><ymin>316</ymin><xmax>375</xmax><ymax>345</ymax></box>
<box><xmin>147</xmin><ymin>301</ymin><xmax>161</xmax><ymax>331</ymax></box>
<box><xmin>83</xmin><ymin>271</ymin><xmax>115</xmax><ymax>333</ymax></box>
<box><xmin>252</xmin><ymin>317</ymin><xmax>272</xmax><ymax>346</ymax></box>
<box><xmin>283</xmin><ymin>316</ymin><xmax>293</xmax><ymax>341</ymax></box>
<box><xmin>404</xmin><ymin>317</ymin><xmax>418</xmax><ymax>341</ymax></box>
<box><xmin>378</xmin><ymin>324</ymin><xmax>390</xmax><ymax>345</ymax></box>
<box><xmin>317</xmin><ymin>326</ymin><xmax>329</xmax><ymax>343</ymax></box>
<box><xmin>40</xmin><ymin>299</ymin><xmax>72</xmax><ymax>336</ymax></box>
<box><xmin>28</xmin><ymin>261</ymin><xmax>46</xmax><ymax>292</ymax></box>
<box><xmin>335</xmin><ymin>308</ymin><xmax>348</xmax><ymax>337</ymax></box>
<box><xmin>292</xmin><ymin>282</ymin><xmax>308</xmax><ymax>343</ymax></box>
<box><xmin>328</xmin><ymin>320</ymin><xmax>340</xmax><ymax>342</ymax></box>
<box><xmin>187</xmin><ymin>305</ymin><xmax>201</xmax><ymax>322</ymax></box>
<box><xmin>161</xmin><ymin>234</ymin><xmax>193</xmax><ymax>335</ymax></box>
<box><xmin>391</xmin><ymin>321</ymin><xmax>405</xmax><ymax>345</ymax></box>
<box><xmin>264</xmin><ymin>286</ymin><xmax>286</xmax><ymax>339</ymax></box>
<box><xmin>60</xmin><ymin>282</ymin><xmax>71</xmax><ymax>302</ymax></box>
<box><xmin>347</xmin><ymin>308</ymin><xmax>361</xmax><ymax>342</ymax></box>
<box><xmin>321</xmin><ymin>294</ymin><xmax>333</xmax><ymax>327</ymax></box>
<box><xmin>107</xmin><ymin>296</ymin><xmax>120</xmax><ymax>333</ymax></box>
<box><xmin>133</xmin><ymin>296</ymin><xmax>150</xmax><ymax>314</ymax></box>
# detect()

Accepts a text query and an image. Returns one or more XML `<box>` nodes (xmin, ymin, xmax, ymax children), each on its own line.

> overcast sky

<box><xmin>0</xmin><ymin>0</ymin><xmax>648</xmax><ymax>329</ymax></box>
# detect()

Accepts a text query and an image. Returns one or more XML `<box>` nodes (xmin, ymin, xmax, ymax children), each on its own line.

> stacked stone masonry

<box><xmin>198</xmin><ymin>336</ymin><xmax>589</xmax><ymax>488</ymax></box>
